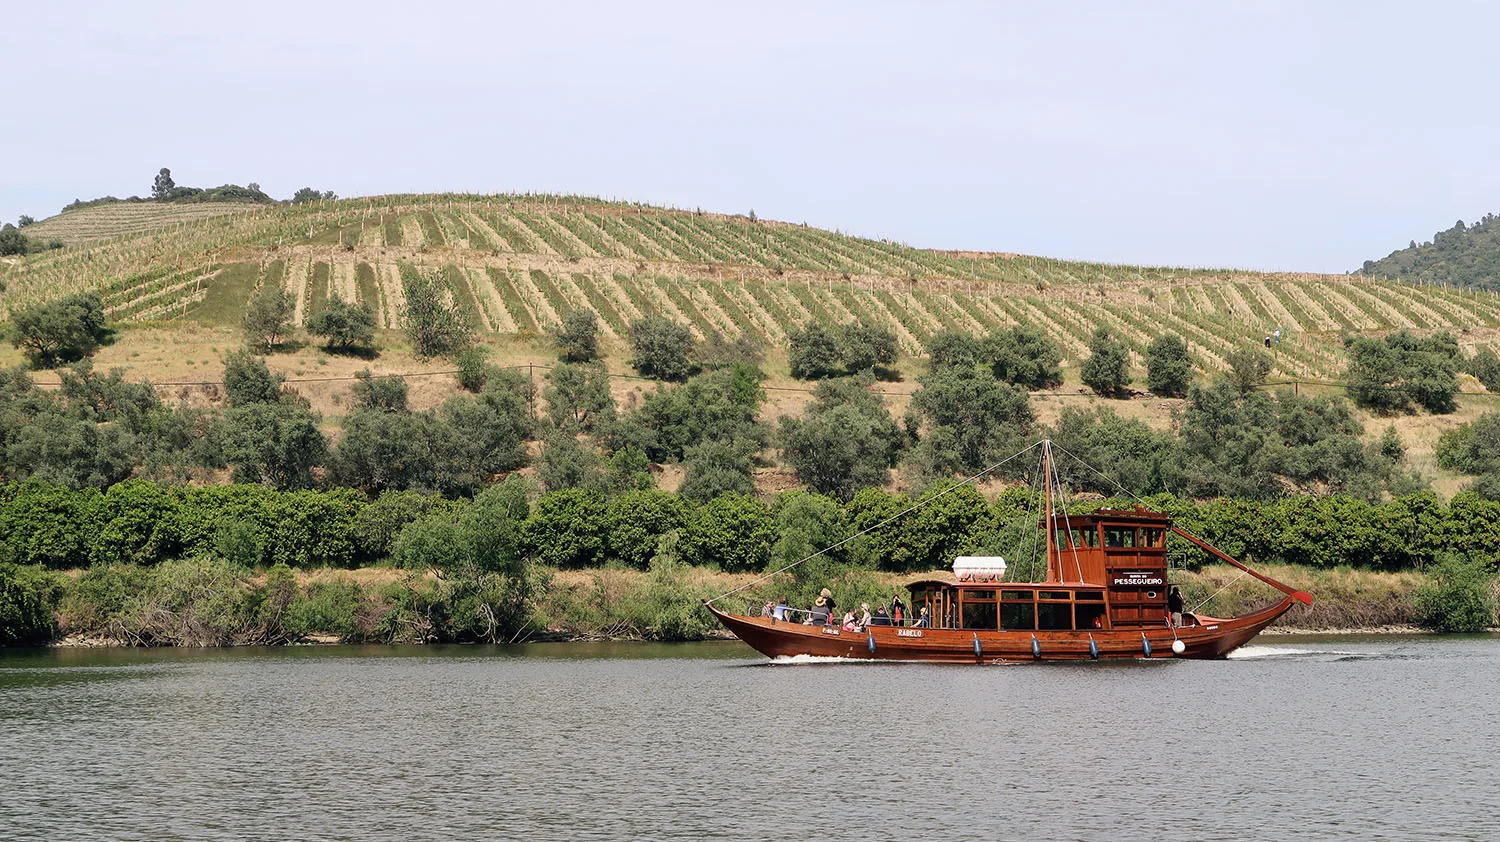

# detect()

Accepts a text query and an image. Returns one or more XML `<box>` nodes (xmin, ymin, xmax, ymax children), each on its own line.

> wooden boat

<box><xmin>706</xmin><ymin>441</ymin><xmax>1312</xmax><ymax>662</ymax></box>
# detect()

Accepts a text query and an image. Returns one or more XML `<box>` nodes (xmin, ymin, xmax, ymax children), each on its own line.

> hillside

<box><xmin>5</xmin><ymin>193</ymin><xmax>1500</xmax><ymax>384</ymax></box>
<box><xmin>1359</xmin><ymin>214</ymin><xmax>1500</xmax><ymax>291</ymax></box>
<box><xmin>19</xmin><ymin>202</ymin><xmax>258</xmax><ymax>246</ymax></box>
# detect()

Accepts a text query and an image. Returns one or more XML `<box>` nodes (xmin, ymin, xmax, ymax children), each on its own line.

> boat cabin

<box><xmin>909</xmin><ymin>507</ymin><xmax>1174</xmax><ymax>632</ymax></box>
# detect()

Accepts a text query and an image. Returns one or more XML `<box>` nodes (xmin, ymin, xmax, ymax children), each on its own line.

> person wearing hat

<box><xmin>811</xmin><ymin>594</ymin><xmax>831</xmax><ymax>625</ymax></box>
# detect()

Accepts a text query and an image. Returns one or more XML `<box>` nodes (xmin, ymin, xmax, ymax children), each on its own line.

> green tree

<box><xmin>628</xmin><ymin>315</ymin><xmax>696</xmax><ymax>381</ymax></box>
<box><xmin>1465</xmin><ymin>348</ymin><xmax>1500</xmax><ymax>393</ymax></box>
<box><xmin>680</xmin><ymin>439</ymin><xmax>756</xmax><ymax>503</ymax></box>
<box><xmin>536</xmin><ymin>432</ymin><xmax>604</xmax><ymax>493</ymax></box>
<box><xmin>552</xmin><ymin>308</ymin><xmax>600</xmax><ymax>363</ymax></box>
<box><xmin>0</xmin><ymin>563</ymin><xmax>62</xmax><ymax>645</ymax></box>
<box><xmin>1081</xmin><ymin>327</ymin><xmax>1131</xmax><ymax>397</ymax></box>
<box><xmin>905</xmin><ymin>366</ymin><xmax>1034</xmax><ymax>476</ymax></box>
<box><xmin>839</xmin><ymin>321</ymin><xmax>898</xmax><ymax>372</ymax></box>
<box><xmin>1224</xmin><ymin>347</ymin><xmax>1272</xmax><ymax>395</ymax></box>
<box><xmin>351</xmin><ymin>370</ymin><xmax>408</xmax><ymax>412</ymax></box>
<box><xmin>454</xmin><ymin>346</ymin><xmax>495</xmax><ymax>392</ymax></box>
<box><xmin>6</xmin><ymin>292</ymin><xmax>113</xmax><ymax>368</ymax></box>
<box><xmin>606</xmin><ymin>489</ymin><xmax>692</xmax><ymax>569</ymax></box>
<box><xmin>291</xmin><ymin>188</ymin><xmax>337</xmax><ymax>204</ymax></box>
<box><xmin>986</xmin><ymin>325</ymin><xmax>1063</xmax><ymax>389</ymax></box>
<box><xmin>609</xmin><ymin>363</ymin><xmax>767</xmax><ymax>462</ymax></box>
<box><xmin>152</xmin><ymin>167</ymin><xmax>175</xmax><ymax>200</ymax></box>
<box><xmin>400</xmin><ymin>268</ymin><xmax>471</xmax><ymax>358</ymax></box>
<box><xmin>1416</xmin><ymin>554</ymin><xmax>1497</xmax><ymax>633</ymax></box>
<box><xmin>1048</xmin><ymin>405</ymin><xmax>1174</xmax><ymax>496</ymax></box>
<box><xmin>222</xmin><ymin>349</ymin><xmax>284</xmax><ymax>407</ymax></box>
<box><xmin>1145</xmin><ymin>334</ymin><xmax>1192</xmax><ymax>397</ymax></box>
<box><xmin>307</xmin><ymin>295</ymin><xmax>376</xmax><ymax>351</ymax></box>
<box><xmin>543</xmin><ymin>363</ymin><xmax>615</xmax><ymax>434</ymax></box>
<box><xmin>522</xmin><ymin>488</ymin><xmax>609</xmax><ymax>568</ymax></box>
<box><xmin>1437</xmin><ymin>411</ymin><xmax>1500</xmax><ymax>477</ymax></box>
<box><xmin>0</xmin><ymin>224</ymin><xmax>30</xmax><ymax>256</ymax></box>
<box><xmin>925</xmin><ymin>330</ymin><xmax>985</xmax><ymax>369</ymax></box>
<box><xmin>779</xmin><ymin>376</ymin><xmax>903</xmax><ymax>500</ymax></box>
<box><xmin>1345</xmin><ymin>330</ymin><xmax>1461</xmax><ymax>414</ymax></box>
<box><xmin>242</xmin><ymin>283</ymin><xmax>294</xmax><ymax>352</ymax></box>
<box><xmin>678</xmin><ymin>493</ymin><xmax>774</xmax><ymax>572</ymax></box>
<box><xmin>788</xmin><ymin>322</ymin><xmax>841</xmax><ymax>380</ymax></box>
<box><xmin>202</xmin><ymin>402</ymin><xmax>326</xmax><ymax>490</ymax></box>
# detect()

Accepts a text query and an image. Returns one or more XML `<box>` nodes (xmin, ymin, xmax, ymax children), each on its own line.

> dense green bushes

<box><xmin>3</xmin><ymin>479</ymin><xmax>1497</xmax><ymax>576</ymax></box>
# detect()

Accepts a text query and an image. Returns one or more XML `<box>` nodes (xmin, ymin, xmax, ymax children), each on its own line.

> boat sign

<box><xmin>1112</xmin><ymin>571</ymin><xmax>1165</xmax><ymax>587</ymax></box>
<box><xmin>896</xmin><ymin>629</ymin><xmax>924</xmax><ymax>638</ymax></box>
<box><xmin>821</xmin><ymin>627</ymin><xmax>840</xmax><ymax>636</ymax></box>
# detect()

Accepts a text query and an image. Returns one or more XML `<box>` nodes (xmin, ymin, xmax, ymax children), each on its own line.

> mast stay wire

<box><xmin>705</xmin><ymin>441</ymin><xmax>1045</xmax><ymax>607</ymax></box>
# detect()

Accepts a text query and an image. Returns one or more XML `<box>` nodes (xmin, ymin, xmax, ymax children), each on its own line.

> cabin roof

<box><xmin>1047</xmin><ymin>506</ymin><xmax>1172</xmax><ymax>526</ymax></box>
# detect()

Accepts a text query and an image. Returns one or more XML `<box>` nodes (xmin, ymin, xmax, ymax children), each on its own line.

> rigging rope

<box><xmin>705</xmin><ymin>441</ymin><xmax>1044</xmax><ymax>606</ymax></box>
<box><xmin>1047</xmin><ymin>441</ymin><xmax>1283</xmax><ymax>612</ymax></box>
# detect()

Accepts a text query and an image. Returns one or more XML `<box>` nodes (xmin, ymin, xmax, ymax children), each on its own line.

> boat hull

<box><xmin>707</xmin><ymin>597</ymin><xmax>1298</xmax><ymax>662</ymax></box>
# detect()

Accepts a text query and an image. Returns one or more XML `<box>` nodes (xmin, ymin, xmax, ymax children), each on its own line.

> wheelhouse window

<box><xmin>1070</xmin><ymin>528</ymin><xmax>1099</xmax><ymax>548</ymax></box>
<box><xmin>1000</xmin><ymin>602</ymin><xmax>1034</xmax><ymax>630</ymax></box>
<box><xmin>1141</xmin><ymin>528</ymin><xmax>1165</xmax><ymax>548</ymax></box>
<box><xmin>1076</xmin><ymin>604</ymin><xmax>1107</xmax><ymax>629</ymax></box>
<box><xmin>1103</xmin><ymin>527</ymin><xmax>1136</xmax><ymax>548</ymax></box>
<box><xmin>962</xmin><ymin>603</ymin><xmax>997</xmax><ymax>630</ymax></box>
<box><xmin>1037</xmin><ymin>602</ymin><xmax>1072</xmax><ymax>630</ymax></box>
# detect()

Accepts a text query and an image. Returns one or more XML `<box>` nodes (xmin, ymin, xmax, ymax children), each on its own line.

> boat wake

<box><xmin>765</xmin><ymin>654</ymin><xmax>882</xmax><ymax>666</ymax></box>
<box><xmin>1227</xmin><ymin>645</ymin><xmax>1323</xmax><ymax>659</ymax></box>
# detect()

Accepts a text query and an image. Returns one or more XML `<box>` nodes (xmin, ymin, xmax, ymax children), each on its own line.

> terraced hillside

<box><xmin>16</xmin><ymin>202</ymin><xmax>259</xmax><ymax>246</ymax></box>
<box><xmin>6</xmin><ymin>193</ymin><xmax>1500</xmax><ymax>380</ymax></box>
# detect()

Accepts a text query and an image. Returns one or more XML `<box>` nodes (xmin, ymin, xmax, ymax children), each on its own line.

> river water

<box><xmin>1</xmin><ymin>635</ymin><xmax>1496</xmax><ymax>842</ymax></box>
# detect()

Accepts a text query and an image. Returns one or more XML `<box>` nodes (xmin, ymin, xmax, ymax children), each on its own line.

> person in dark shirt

<box><xmin>1167</xmin><ymin>586</ymin><xmax>1185</xmax><ymax>628</ymax></box>
<box><xmin>871</xmin><ymin>605</ymin><xmax>892</xmax><ymax>626</ymax></box>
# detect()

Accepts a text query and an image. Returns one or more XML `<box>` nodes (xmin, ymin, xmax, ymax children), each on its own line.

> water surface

<box><xmin>2</xmin><ymin>635</ymin><xmax>1496</xmax><ymax>841</ymax></box>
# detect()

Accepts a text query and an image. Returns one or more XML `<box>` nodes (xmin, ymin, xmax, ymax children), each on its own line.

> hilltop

<box><xmin>1359</xmin><ymin>214</ymin><xmax>1500</xmax><ymax>292</ymax></box>
<box><xmin>7</xmin><ymin>192</ymin><xmax>1499</xmax><ymax>386</ymax></box>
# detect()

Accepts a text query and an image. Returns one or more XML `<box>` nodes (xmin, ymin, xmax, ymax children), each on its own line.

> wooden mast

<box><xmin>1043</xmin><ymin>439</ymin><xmax>1058</xmax><ymax>583</ymax></box>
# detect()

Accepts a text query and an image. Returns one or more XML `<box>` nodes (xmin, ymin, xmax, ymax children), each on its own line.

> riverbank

<box><xmin>0</xmin><ymin>560</ymin><xmax>1444</xmax><ymax>648</ymax></box>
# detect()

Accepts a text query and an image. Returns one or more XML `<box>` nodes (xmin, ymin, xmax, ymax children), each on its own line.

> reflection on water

<box><xmin>2</xmin><ymin>635</ymin><xmax>1497</xmax><ymax>841</ymax></box>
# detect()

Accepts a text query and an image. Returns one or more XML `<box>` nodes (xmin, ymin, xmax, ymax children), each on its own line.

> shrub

<box><xmin>0</xmin><ymin>563</ymin><xmax>63</xmax><ymax>645</ymax></box>
<box><xmin>1346</xmin><ymin>330</ymin><xmax>1461</xmax><ymax>414</ymax></box>
<box><xmin>1081</xmin><ymin>327</ymin><xmax>1131</xmax><ymax>397</ymax></box>
<box><xmin>1224</xmin><ymin>348</ymin><xmax>1272</xmax><ymax>395</ymax></box>
<box><xmin>6</xmin><ymin>292</ymin><xmax>113</xmax><ymax>368</ymax></box>
<box><xmin>222</xmin><ymin>349</ymin><xmax>284</xmax><ymax>407</ymax></box>
<box><xmin>242</xmin><ymin>283</ymin><xmax>295</xmax><ymax>352</ymax></box>
<box><xmin>628</xmin><ymin>315</ymin><xmax>696</xmax><ymax>381</ymax></box>
<box><xmin>678</xmin><ymin>493</ymin><xmax>774</xmax><ymax>572</ymax></box>
<box><xmin>839</xmin><ymin>321</ymin><xmax>898</xmax><ymax>372</ymax></box>
<box><xmin>307</xmin><ymin>295</ymin><xmax>376</xmax><ymax>351</ymax></box>
<box><xmin>787</xmin><ymin>322</ymin><xmax>841</xmax><ymax>379</ymax></box>
<box><xmin>522</xmin><ymin>488</ymin><xmax>609</xmax><ymax>568</ymax></box>
<box><xmin>1416</xmin><ymin>554</ymin><xmax>1497</xmax><ymax>633</ymax></box>
<box><xmin>606</xmin><ymin>489</ymin><xmax>693</xmax><ymax>569</ymax></box>
<box><xmin>552</xmin><ymin>308</ymin><xmax>600</xmax><ymax>363</ymax></box>
<box><xmin>1145</xmin><ymin>334</ymin><xmax>1192</xmax><ymax>397</ymax></box>
<box><xmin>987</xmin><ymin>325</ymin><xmax>1063</xmax><ymax>389</ymax></box>
<box><xmin>400</xmin><ymin>267</ymin><xmax>471</xmax><ymax>358</ymax></box>
<box><xmin>454</xmin><ymin>346</ymin><xmax>495</xmax><ymax>392</ymax></box>
<box><xmin>351</xmin><ymin>369</ymin><xmax>408</xmax><ymax>412</ymax></box>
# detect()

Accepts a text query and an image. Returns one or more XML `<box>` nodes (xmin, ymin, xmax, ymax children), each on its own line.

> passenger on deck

<box><xmin>1168</xmin><ymin>586</ymin><xmax>1184</xmax><ymax>628</ymax></box>
<box><xmin>871</xmin><ymin>605</ymin><xmax>892</xmax><ymax>626</ymax></box>
<box><xmin>858</xmin><ymin>603</ymin><xmax>872</xmax><ymax>628</ymax></box>
<box><xmin>819</xmin><ymin>588</ymin><xmax>837</xmax><ymax>617</ymax></box>
<box><xmin>914</xmin><ymin>606</ymin><xmax>930</xmax><ymax>628</ymax></box>
<box><xmin>842</xmin><ymin>610</ymin><xmax>858</xmax><ymax>631</ymax></box>
<box><xmin>891</xmin><ymin>594</ymin><xmax>906</xmax><ymax>626</ymax></box>
<box><xmin>811</xmin><ymin>596</ymin><xmax>831</xmax><ymax>625</ymax></box>
<box><xmin>760</xmin><ymin>601</ymin><xmax>774</xmax><ymax>618</ymax></box>
<box><xmin>772</xmin><ymin>598</ymin><xmax>789</xmax><ymax>621</ymax></box>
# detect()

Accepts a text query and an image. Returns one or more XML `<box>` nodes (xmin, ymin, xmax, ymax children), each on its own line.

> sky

<box><xmin>4</xmin><ymin>1</ymin><xmax>1500</xmax><ymax>273</ymax></box>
